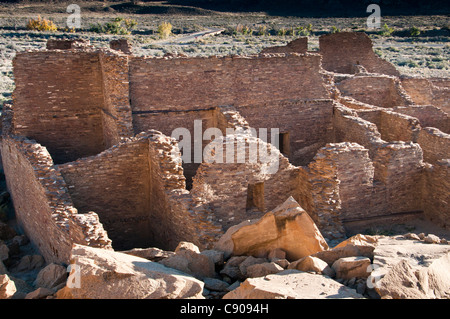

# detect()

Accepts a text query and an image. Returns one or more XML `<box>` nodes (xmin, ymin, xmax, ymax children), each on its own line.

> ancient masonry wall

<box><xmin>401</xmin><ymin>77</ymin><xmax>450</xmax><ymax>114</ymax></box>
<box><xmin>392</xmin><ymin>105</ymin><xmax>450</xmax><ymax>134</ymax></box>
<box><xmin>417</xmin><ymin>127</ymin><xmax>450</xmax><ymax>164</ymax></box>
<box><xmin>336</xmin><ymin>75</ymin><xmax>412</xmax><ymax>108</ymax></box>
<box><xmin>1</xmin><ymin>114</ymin><xmax>111</xmax><ymax>263</ymax></box>
<box><xmin>128</xmin><ymin>53</ymin><xmax>330</xmax><ymax>112</ymax></box>
<box><xmin>318</xmin><ymin>32</ymin><xmax>400</xmax><ymax>76</ymax></box>
<box><xmin>424</xmin><ymin>160</ymin><xmax>450</xmax><ymax>227</ymax></box>
<box><xmin>57</xmin><ymin>136</ymin><xmax>153</xmax><ymax>251</ymax></box>
<box><xmin>12</xmin><ymin>51</ymin><xmax>106</xmax><ymax>164</ymax></box>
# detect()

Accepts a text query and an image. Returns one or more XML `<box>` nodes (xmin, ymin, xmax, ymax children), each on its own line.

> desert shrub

<box><xmin>277</xmin><ymin>27</ymin><xmax>287</xmax><ymax>36</ymax></box>
<box><xmin>330</xmin><ymin>26</ymin><xmax>340</xmax><ymax>34</ymax></box>
<box><xmin>256</xmin><ymin>25</ymin><xmax>267</xmax><ymax>36</ymax></box>
<box><xmin>90</xmin><ymin>17</ymin><xmax>137</xmax><ymax>35</ymax></box>
<box><xmin>410</xmin><ymin>26</ymin><xmax>421</xmax><ymax>37</ymax></box>
<box><xmin>379</xmin><ymin>23</ymin><xmax>394</xmax><ymax>37</ymax></box>
<box><xmin>26</xmin><ymin>15</ymin><xmax>57</xmax><ymax>32</ymax></box>
<box><xmin>158</xmin><ymin>22</ymin><xmax>173</xmax><ymax>39</ymax></box>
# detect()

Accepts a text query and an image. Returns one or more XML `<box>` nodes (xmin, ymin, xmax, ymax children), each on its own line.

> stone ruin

<box><xmin>0</xmin><ymin>32</ymin><xmax>449</xmax><ymax>269</ymax></box>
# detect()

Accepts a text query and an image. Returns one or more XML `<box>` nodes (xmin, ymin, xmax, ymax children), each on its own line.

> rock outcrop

<box><xmin>56</xmin><ymin>244</ymin><xmax>205</xmax><ymax>299</ymax></box>
<box><xmin>223</xmin><ymin>269</ymin><xmax>364</xmax><ymax>299</ymax></box>
<box><xmin>214</xmin><ymin>197</ymin><xmax>329</xmax><ymax>261</ymax></box>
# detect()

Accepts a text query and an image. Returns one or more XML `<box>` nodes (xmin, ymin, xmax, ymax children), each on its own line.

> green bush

<box><xmin>410</xmin><ymin>26</ymin><xmax>421</xmax><ymax>37</ymax></box>
<box><xmin>330</xmin><ymin>26</ymin><xmax>340</xmax><ymax>34</ymax></box>
<box><xmin>90</xmin><ymin>17</ymin><xmax>137</xmax><ymax>35</ymax></box>
<box><xmin>379</xmin><ymin>23</ymin><xmax>394</xmax><ymax>37</ymax></box>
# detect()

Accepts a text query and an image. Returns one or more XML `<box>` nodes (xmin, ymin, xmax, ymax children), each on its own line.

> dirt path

<box><xmin>154</xmin><ymin>27</ymin><xmax>225</xmax><ymax>45</ymax></box>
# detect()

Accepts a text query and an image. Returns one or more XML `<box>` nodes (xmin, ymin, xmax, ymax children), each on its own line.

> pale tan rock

<box><xmin>424</xmin><ymin>234</ymin><xmax>441</xmax><ymax>244</ymax></box>
<box><xmin>0</xmin><ymin>274</ymin><xmax>16</xmax><ymax>299</ymax></box>
<box><xmin>246</xmin><ymin>262</ymin><xmax>284</xmax><ymax>278</ymax></box>
<box><xmin>376</xmin><ymin>252</ymin><xmax>450</xmax><ymax>299</ymax></box>
<box><xmin>56</xmin><ymin>244</ymin><xmax>204</xmax><ymax>299</ymax></box>
<box><xmin>34</xmin><ymin>263</ymin><xmax>67</xmax><ymax>289</ymax></box>
<box><xmin>200</xmin><ymin>249</ymin><xmax>224</xmax><ymax>267</ymax></box>
<box><xmin>288</xmin><ymin>256</ymin><xmax>335</xmax><ymax>277</ymax></box>
<box><xmin>159</xmin><ymin>245</ymin><xmax>215</xmax><ymax>280</ymax></box>
<box><xmin>332</xmin><ymin>256</ymin><xmax>372</xmax><ymax>280</ymax></box>
<box><xmin>215</xmin><ymin>197</ymin><xmax>328</xmax><ymax>261</ymax></box>
<box><xmin>223</xmin><ymin>269</ymin><xmax>364</xmax><ymax>299</ymax></box>
<box><xmin>175</xmin><ymin>241</ymin><xmax>200</xmax><ymax>254</ymax></box>
<box><xmin>311</xmin><ymin>234</ymin><xmax>377</xmax><ymax>266</ymax></box>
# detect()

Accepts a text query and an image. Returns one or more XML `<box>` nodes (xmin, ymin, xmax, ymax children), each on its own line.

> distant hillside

<box><xmin>167</xmin><ymin>0</ymin><xmax>450</xmax><ymax>16</ymax></box>
<box><xmin>2</xmin><ymin>0</ymin><xmax>449</xmax><ymax>16</ymax></box>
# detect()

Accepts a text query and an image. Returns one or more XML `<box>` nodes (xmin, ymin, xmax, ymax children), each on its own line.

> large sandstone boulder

<box><xmin>215</xmin><ymin>197</ymin><xmax>329</xmax><ymax>261</ymax></box>
<box><xmin>56</xmin><ymin>244</ymin><xmax>204</xmax><ymax>299</ymax></box>
<box><xmin>34</xmin><ymin>263</ymin><xmax>68</xmax><ymax>290</ymax></box>
<box><xmin>223</xmin><ymin>269</ymin><xmax>364</xmax><ymax>299</ymax></box>
<box><xmin>375</xmin><ymin>252</ymin><xmax>450</xmax><ymax>299</ymax></box>
<box><xmin>311</xmin><ymin>233</ymin><xmax>378</xmax><ymax>266</ymax></box>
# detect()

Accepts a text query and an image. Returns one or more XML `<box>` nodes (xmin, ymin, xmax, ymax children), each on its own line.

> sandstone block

<box><xmin>214</xmin><ymin>197</ymin><xmax>328</xmax><ymax>261</ymax></box>
<box><xmin>0</xmin><ymin>242</ymin><xmax>8</xmax><ymax>261</ymax></box>
<box><xmin>159</xmin><ymin>246</ymin><xmax>215</xmax><ymax>280</ymax></box>
<box><xmin>34</xmin><ymin>263</ymin><xmax>68</xmax><ymax>289</ymax></box>
<box><xmin>223</xmin><ymin>269</ymin><xmax>364</xmax><ymax>299</ymax></box>
<box><xmin>424</xmin><ymin>234</ymin><xmax>441</xmax><ymax>244</ymax></box>
<box><xmin>239</xmin><ymin>256</ymin><xmax>267</xmax><ymax>277</ymax></box>
<box><xmin>288</xmin><ymin>256</ymin><xmax>335</xmax><ymax>277</ymax></box>
<box><xmin>200</xmin><ymin>249</ymin><xmax>224</xmax><ymax>267</ymax></box>
<box><xmin>14</xmin><ymin>255</ymin><xmax>45</xmax><ymax>272</ymax></box>
<box><xmin>56</xmin><ymin>244</ymin><xmax>204</xmax><ymax>299</ymax></box>
<box><xmin>332</xmin><ymin>256</ymin><xmax>372</xmax><ymax>280</ymax></box>
<box><xmin>121</xmin><ymin>247</ymin><xmax>175</xmax><ymax>261</ymax></box>
<box><xmin>246</xmin><ymin>262</ymin><xmax>284</xmax><ymax>278</ymax></box>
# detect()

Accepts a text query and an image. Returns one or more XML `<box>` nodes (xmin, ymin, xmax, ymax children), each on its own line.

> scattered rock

<box><xmin>288</xmin><ymin>256</ymin><xmax>335</xmax><ymax>277</ymax></box>
<box><xmin>200</xmin><ymin>249</ymin><xmax>224</xmax><ymax>267</ymax></box>
<box><xmin>272</xmin><ymin>258</ymin><xmax>290</xmax><ymax>268</ymax></box>
<box><xmin>121</xmin><ymin>247</ymin><xmax>175</xmax><ymax>261</ymax></box>
<box><xmin>0</xmin><ymin>241</ymin><xmax>8</xmax><ymax>261</ymax></box>
<box><xmin>404</xmin><ymin>233</ymin><xmax>420</xmax><ymax>241</ymax></box>
<box><xmin>0</xmin><ymin>222</ymin><xmax>16</xmax><ymax>240</ymax></box>
<box><xmin>34</xmin><ymin>263</ymin><xmax>68</xmax><ymax>289</ymax></box>
<box><xmin>214</xmin><ymin>197</ymin><xmax>328</xmax><ymax>261</ymax></box>
<box><xmin>159</xmin><ymin>242</ymin><xmax>215</xmax><ymax>280</ymax></box>
<box><xmin>418</xmin><ymin>233</ymin><xmax>426</xmax><ymax>240</ymax></box>
<box><xmin>226</xmin><ymin>280</ymin><xmax>241</xmax><ymax>292</ymax></box>
<box><xmin>268</xmin><ymin>248</ymin><xmax>286</xmax><ymax>260</ymax></box>
<box><xmin>25</xmin><ymin>287</ymin><xmax>54</xmax><ymax>299</ymax></box>
<box><xmin>331</xmin><ymin>256</ymin><xmax>371</xmax><ymax>280</ymax></box>
<box><xmin>12</xmin><ymin>235</ymin><xmax>29</xmax><ymax>246</ymax></box>
<box><xmin>223</xmin><ymin>269</ymin><xmax>364</xmax><ymax>299</ymax></box>
<box><xmin>56</xmin><ymin>244</ymin><xmax>204</xmax><ymax>299</ymax></box>
<box><xmin>175</xmin><ymin>241</ymin><xmax>200</xmax><ymax>254</ymax></box>
<box><xmin>14</xmin><ymin>255</ymin><xmax>45</xmax><ymax>272</ymax></box>
<box><xmin>312</xmin><ymin>234</ymin><xmax>377</xmax><ymax>266</ymax></box>
<box><xmin>219</xmin><ymin>256</ymin><xmax>248</xmax><ymax>280</ymax></box>
<box><xmin>238</xmin><ymin>256</ymin><xmax>267</xmax><ymax>277</ymax></box>
<box><xmin>424</xmin><ymin>234</ymin><xmax>441</xmax><ymax>244</ymax></box>
<box><xmin>203</xmin><ymin>277</ymin><xmax>230</xmax><ymax>292</ymax></box>
<box><xmin>0</xmin><ymin>260</ymin><xmax>7</xmax><ymax>275</ymax></box>
<box><xmin>246</xmin><ymin>262</ymin><xmax>284</xmax><ymax>278</ymax></box>
<box><xmin>0</xmin><ymin>274</ymin><xmax>16</xmax><ymax>299</ymax></box>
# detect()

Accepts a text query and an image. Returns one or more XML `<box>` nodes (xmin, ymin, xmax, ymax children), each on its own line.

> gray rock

<box><xmin>203</xmin><ymin>277</ymin><xmax>230</xmax><ymax>292</ymax></box>
<box><xmin>246</xmin><ymin>262</ymin><xmax>284</xmax><ymax>278</ymax></box>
